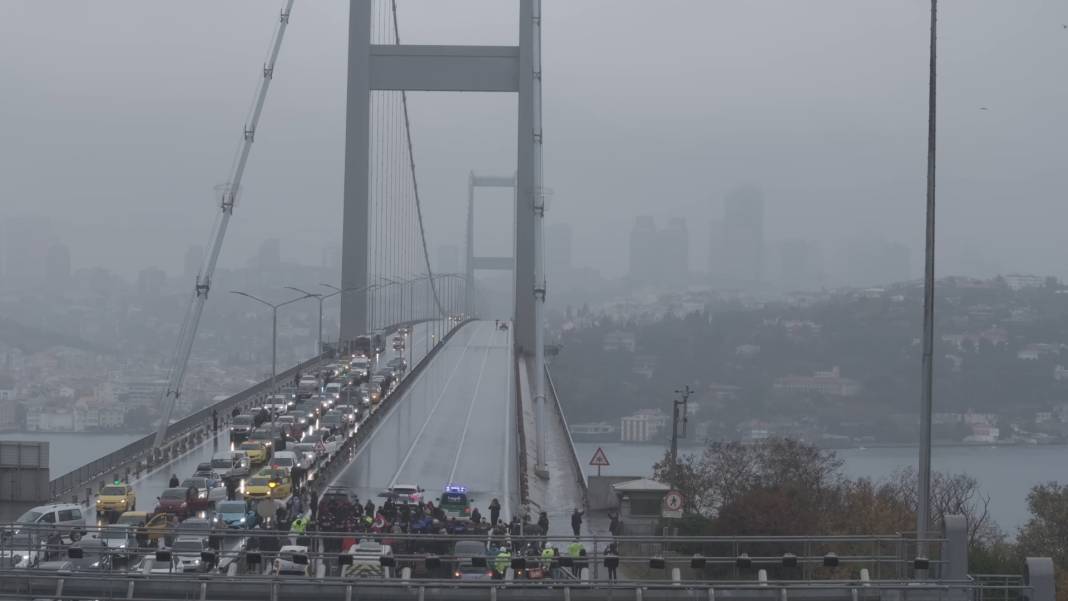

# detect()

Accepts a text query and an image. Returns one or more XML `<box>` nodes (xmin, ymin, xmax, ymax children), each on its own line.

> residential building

<box><xmin>620</xmin><ymin>409</ymin><xmax>668</xmax><ymax>442</ymax></box>
<box><xmin>721</xmin><ymin>187</ymin><xmax>764</xmax><ymax>288</ymax></box>
<box><xmin>1003</xmin><ymin>274</ymin><xmax>1046</xmax><ymax>291</ymax></box>
<box><xmin>0</xmin><ymin>373</ymin><xmax>14</xmax><ymax>401</ymax></box>
<box><xmin>602</xmin><ymin>331</ymin><xmax>637</xmax><ymax>353</ymax></box>
<box><xmin>774</xmin><ymin>366</ymin><xmax>861</xmax><ymax>397</ymax></box>
<box><xmin>0</xmin><ymin>399</ymin><xmax>17</xmax><ymax>431</ymax></box>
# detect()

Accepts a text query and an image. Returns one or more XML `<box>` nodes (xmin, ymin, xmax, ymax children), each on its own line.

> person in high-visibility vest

<box><xmin>290</xmin><ymin>516</ymin><xmax>307</xmax><ymax>535</ymax></box>
<box><xmin>541</xmin><ymin>545</ymin><xmax>554</xmax><ymax>574</ymax></box>
<box><xmin>494</xmin><ymin>547</ymin><xmax>511</xmax><ymax>579</ymax></box>
<box><xmin>568</xmin><ymin>540</ymin><xmax>584</xmax><ymax>558</ymax></box>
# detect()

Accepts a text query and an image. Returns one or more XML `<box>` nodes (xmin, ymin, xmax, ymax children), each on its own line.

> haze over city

<box><xmin>2</xmin><ymin>1</ymin><xmax>1066</xmax><ymax>282</ymax></box>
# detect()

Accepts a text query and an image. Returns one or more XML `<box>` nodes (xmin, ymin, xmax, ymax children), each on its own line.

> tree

<box><xmin>1016</xmin><ymin>482</ymin><xmax>1068</xmax><ymax>568</ymax></box>
<box><xmin>882</xmin><ymin>467</ymin><xmax>998</xmax><ymax>547</ymax></box>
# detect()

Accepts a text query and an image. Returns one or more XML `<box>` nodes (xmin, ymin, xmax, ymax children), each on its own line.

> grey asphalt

<box><xmin>330</xmin><ymin>320</ymin><xmax>519</xmax><ymax>520</ymax></box>
<box><xmin>96</xmin><ymin>321</ymin><xmax>441</xmax><ymax>523</ymax></box>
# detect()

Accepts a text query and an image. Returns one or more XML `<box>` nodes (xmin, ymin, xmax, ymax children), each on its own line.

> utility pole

<box><xmin>670</xmin><ymin>385</ymin><xmax>692</xmax><ymax>487</ymax></box>
<box><xmin>917</xmin><ymin>0</ymin><xmax>938</xmax><ymax>562</ymax></box>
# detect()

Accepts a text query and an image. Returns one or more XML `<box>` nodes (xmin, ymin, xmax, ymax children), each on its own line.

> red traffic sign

<box><xmin>663</xmin><ymin>490</ymin><xmax>685</xmax><ymax>516</ymax></box>
<box><xmin>589</xmin><ymin>447</ymin><xmax>610</xmax><ymax>467</ymax></box>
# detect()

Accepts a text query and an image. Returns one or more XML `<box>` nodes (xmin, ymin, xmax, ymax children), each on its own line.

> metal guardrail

<box><xmin>0</xmin><ymin>570</ymin><xmax>1042</xmax><ymax>601</ymax></box>
<box><xmin>48</xmin><ymin>352</ymin><xmax>330</xmax><ymax>502</ymax></box>
<box><xmin>545</xmin><ymin>364</ymin><xmax>588</xmax><ymax>496</ymax></box>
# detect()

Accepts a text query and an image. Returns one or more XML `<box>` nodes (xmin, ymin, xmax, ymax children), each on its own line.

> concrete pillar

<box><xmin>513</xmin><ymin>0</ymin><xmax>536</xmax><ymax>356</ymax></box>
<box><xmin>340</xmin><ymin>0</ymin><xmax>372</xmax><ymax>341</ymax></box>
<box><xmin>942</xmin><ymin>515</ymin><xmax>968</xmax><ymax>580</ymax></box>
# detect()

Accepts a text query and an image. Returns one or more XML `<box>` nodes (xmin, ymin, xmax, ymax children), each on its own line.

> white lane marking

<box><xmin>503</xmin><ymin>321</ymin><xmax>513</xmax><ymax>519</ymax></box>
<box><xmin>386</xmin><ymin>322</ymin><xmax>485</xmax><ymax>488</ymax></box>
<box><xmin>447</xmin><ymin>342</ymin><xmax>492</xmax><ymax>483</ymax></box>
<box><xmin>327</xmin><ymin>320</ymin><xmax>476</xmax><ymax>489</ymax></box>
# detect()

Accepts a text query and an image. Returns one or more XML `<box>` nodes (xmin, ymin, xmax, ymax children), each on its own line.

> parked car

<box><xmin>155</xmin><ymin>486</ymin><xmax>210</xmax><ymax>519</ymax></box>
<box><xmin>229</xmin><ymin>414</ymin><xmax>255</xmax><ymax>443</ymax></box>
<box><xmin>213</xmin><ymin>500</ymin><xmax>258</xmax><ymax>529</ymax></box>
<box><xmin>35</xmin><ymin>538</ymin><xmax>114</xmax><ymax>573</ymax></box>
<box><xmin>181</xmin><ymin>477</ymin><xmax>226</xmax><ymax>503</ymax></box>
<box><xmin>273</xmin><ymin>544</ymin><xmax>311</xmax><ymax>576</ymax></box>
<box><xmin>5</xmin><ymin>503</ymin><xmax>85</xmax><ymax>539</ymax></box>
<box><xmin>95</xmin><ymin>482</ymin><xmax>137</xmax><ymax>517</ymax></box>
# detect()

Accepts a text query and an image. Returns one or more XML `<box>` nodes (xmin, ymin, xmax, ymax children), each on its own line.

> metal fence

<box><xmin>544</xmin><ymin>364</ymin><xmax>587</xmax><ymax>496</ymax></box>
<box><xmin>49</xmin><ymin>353</ymin><xmax>327</xmax><ymax>502</ymax></box>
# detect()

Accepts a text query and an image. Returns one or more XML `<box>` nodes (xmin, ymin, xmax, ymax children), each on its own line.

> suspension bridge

<box><xmin>0</xmin><ymin>1</ymin><xmax>1057</xmax><ymax>600</ymax></box>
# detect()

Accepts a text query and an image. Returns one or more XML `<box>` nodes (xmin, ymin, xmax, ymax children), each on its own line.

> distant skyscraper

<box><xmin>628</xmin><ymin>216</ymin><xmax>658</xmax><ymax>285</ymax></box>
<box><xmin>257</xmin><ymin>238</ymin><xmax>281</xmax><ymax>273</ymax></box>
<box><xmin>436</xmin><ymin>244</ymin><xmax>460</xmax><ymax>274</ymax></box>
<box><xmin>137</xmin><ymin>267</ymin><xmax>166</xmax><ymax>298</ymax></box>
<box><xmin>545</xmin><ymin>223</ymin><xmax>573</xmax><ymax>277</ymax></box>
<box><xmin>722</xmin><ymin>187</ymin><xmax>765</xmax><ymax>287</ymax></box>
<box><xmin>840</xmin><ymin>238</ymin><xmax>911</xmax><ymax>286</ymax></box>
<box><xmin>776</xmin><ymin>239</ymin><xmax>824</xmax><ymax>291</ymax></box>
<box><xmin>184</xmin><ymin>245</ymin><xmax>204</xmax><ymax>284</ymax></box>
<box><xmin>659</xmin><ymin>218</ymin><xmax>689</xmax><ymax>287</ymax></box>
<box><xmin>44</xmin><ymin>243</ymin><xmax>71</xmax><ymax>286</ymax></box>
<box><xmin>708</xmin><ymin>219</ymin><xmax>722</xmax><ymax>279</ymax></box>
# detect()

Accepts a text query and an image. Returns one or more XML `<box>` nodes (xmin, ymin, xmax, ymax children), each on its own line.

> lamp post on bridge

<box><xmin>230</xmin><ymin>290</ymin><xmax>314</xmax><ymax>392</ymax></box>
<box><xmin>321</xmin><ymin>282</ymin><xmax>384</xmax><ymax>352</ymax></box>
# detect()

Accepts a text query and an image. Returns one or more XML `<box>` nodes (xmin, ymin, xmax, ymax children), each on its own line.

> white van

<box><xmin>10</xmin><ymin>503</ymin><xmax>85</xmax><ymax>535</ymax></box>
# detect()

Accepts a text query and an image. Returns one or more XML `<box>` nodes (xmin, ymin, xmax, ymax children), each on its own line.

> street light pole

<box><xmin>230</xmin><ymin>290</ymin><xmax>313</xmax><ymax>392</ymax></box>
<box><xmin>286</xmin><ymin>286</ymin><xmax>323</xmax><ymax>356</ymax></box>
<box><xmin>670</xmin><ymin>385</ymin><xmax>692</xmax><ymax>488</ymax></box>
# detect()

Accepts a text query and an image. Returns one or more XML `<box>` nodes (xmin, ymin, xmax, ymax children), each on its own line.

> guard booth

<box><xmin>611</xmin><ymin>478</ymin><xmax>670</xmax><ymax>537</ymax></box>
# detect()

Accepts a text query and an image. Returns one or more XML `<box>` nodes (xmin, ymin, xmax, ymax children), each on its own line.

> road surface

<box><xmin>330</xmin><ymin>320</ymin><xmax>519</xmax><ymax>520</ymax></box>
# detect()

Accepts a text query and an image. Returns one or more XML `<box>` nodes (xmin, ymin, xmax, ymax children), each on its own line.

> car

<box><xmin>320</xmin><ymin>411</ymin><xmax>345</xmax><ymax>433</ymax></box>
<box><xmin>247</xmin><ymin>428</ymin><xmax>280</xmax><ymax>454</ymax></box>
<box><xmin>95</xmin><ymin>481</ymin><xmax>137</xmax><ymax>516</ymax></box>
<box><xmin>325</xmin><ymin>382</ymin><xmax>343</xmax><ymax>399</ymax></box>
<box><xmin>100</xmin><ymin>523</ymin><xmax>140</xmax><ymax>556</ymax></box>
<box><xmin>243</xmin><ymin>468</ymin><xmax>292</xmax><ymax>500</ymax></box>
<box><xmin>274</xmin><ymin>415</ymin><xmax>303</xmax><ymax>440</ymax></box>
<box><xmin>265</xmin><ymin>393</ymin><xmax>291</xmax><ymax>415</ymax></box>
<box><xmin>451</xmin><ymin>540</ymin><xmax>494</xmax><ymax>580</ymax></box>
<box><xmin>166</xmin><ymin>536</ymin><xmax>209</xmax><ymax>573</ymax></box>
<box><xmin>437</xmin><ymin>484</ymin><xmax>474</xmax><ymax>519</ymax></box>
<box><xmin>333</xmin><ymin>403</ymin><xmax>359</xmax><ymax>424</ymax></box>
<box><xmin>381</xmin><ymin>484</ymin><xmax>423</xmax><ymax>505</ymax></box>
<box><xmin>5</xmin><ymin>503</ymin><xmax>85</xmax><ymax>538</ymax></box>
<box><xmin>349</xmin><ymin>357</ymin><xmax>370</xmax><ymax>379</ymax></box>
<box><xmin>172</xmin><ymin>517</ymin><xmax>214</xmax><ymax>544</ymax></box>
<box><xmin>268</xmin><ymin>450</ymin><xmax>299</xmax><ymax>475</ymax></box>
<box><xmin>342</xmin><ymin>540</ymin><xmax>393</xmax><ymax>578</ymax></box>
<box><xmin>210</xmin><ymin>451</ymin><xmax>250</xmax><ymax>480</ymax></box>
<box><xmin>238</xmin><ymin>441</ymin><xmax>269</xmax><ymax>465</ymax></box>
<box><xmin>213</xmin><ymin>500</ymin><xmax>258</xmax><ymax>529</ymax></box>
<box><xmin>229</xmin><ymin>414</ymin><xmax>255</xmax><ymax>443</ymax></box>
<box><xmin>115</xmin><ymin>511</ymin><xmax>178</xmax><ymax>545</ymax></box>
<box><xmin>181</xmin><ymin>477</ymin><xmax>226</xmax><ymax>503</ymax></box>
<box><xmin>35</xmin><ymin>538</ymin><xmax>114</xmax><ymax>573</ymax></box>
<box><xmin>297</xmin><ymin>375</ymin><xmax>319</xmax><ymax>398</ymax></box>
<box><xmin>0</xmin><ymin>533</ymin><xmax>45</xmax><ymax>568</ymax></box>
<box><xmin>288</xmin><ymin>443</ymin><xmax>320</xmax><ymax>467</ymax></box>
<box><xmin>192</xmin><ymin>469</ymin><xmax>222</xmax><ymax>488</ymax></box>
<box><xmin>155</xmin><ymin>486</ymin><xmax>210</xmax><ymax>519</ymax></box>
<box><xmin>320</xmin><ymin>433</ymin><xmax>344</xmax><ymax>456</ymax></box>
<box><xmin>273</xmin><ymin>544</ymin><xmax>311</xmax><ymax>576</ymax></box>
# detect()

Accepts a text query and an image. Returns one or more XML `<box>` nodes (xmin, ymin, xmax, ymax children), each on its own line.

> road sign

<box><xmin>589</xmin><ymin>447</ymin><xmax>610</xmax><ymax>476</ymax></box>
<box><xmin>662</xmin><ymin>490</ymin><xmax>684</xmax><ymax>519</ymax></box>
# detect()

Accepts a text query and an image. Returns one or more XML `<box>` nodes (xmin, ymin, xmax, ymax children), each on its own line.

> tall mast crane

<box><xmin>154</xmin><ymin>0</ymin><xmax>296</xmax><ymax>448</ymax></box>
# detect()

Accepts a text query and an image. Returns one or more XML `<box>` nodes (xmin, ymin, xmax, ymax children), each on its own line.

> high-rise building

<box><xmin>183</xmin><ymin>245</ymin><xmax>204</xmax><ymax>284</ymax></box>
<box><xmin>628</xmin><ymin>216</ymin><xmax>658</xmax><ymax>285</ymax></box>
<box><xmin>137</xmin><ymin>267</ymin><xmax>167</xmax><ymax>299</ymax></box>
<box><xmin>257</xmin><ymin>238</ymin><xmax>281</xmax><ymax>273</ymax></box>
<box><xmin>44</xmin><ymin>242</ymin><xmax>71</xmax><ymax>287</ymax></box>
<box><xmin>722</xmin><ymin>187</ymin><xmax>765</xmax><ymax>288</ymax></box>
<box><xmin>436</xmin><ymin>244</ymin><xmax>460</xmax><ymax>274</ymax></box>
<box><xmin>545</xmin><ymin>223</ymin><xmax>573</xmax><ymax>277</ymax></box>
<box><xmin>776</xmin><ymin>239</ymin><xmax>824</xmax><ymax>291</ymax></box>
<box><xmin>659</xmin><ymin>218</ymin><xmax>689</xmax><ymax>287</ymax></box>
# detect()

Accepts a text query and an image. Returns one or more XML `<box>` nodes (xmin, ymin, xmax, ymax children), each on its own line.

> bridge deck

<box><xmin>330</xmin><ymin>320</ymin><xmax>519</xmax><ymax>519</ymax></box>
<box><xmin>98</xmin><ymin>322</ymin><xmax>440</xmax><ymax>522</ymax></box>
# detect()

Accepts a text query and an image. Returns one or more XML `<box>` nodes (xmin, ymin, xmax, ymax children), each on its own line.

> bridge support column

<box><xmin>513</xmin><ymin>0</ymin><xmax>537</xmax><ymax>357</ymax></box>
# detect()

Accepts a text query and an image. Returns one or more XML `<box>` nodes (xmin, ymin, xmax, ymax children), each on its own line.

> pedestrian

<box><xmin>224</xmin><ymin>476</ymin><xmax>238</xmax><ymax>501</ymax></box>
<box><xmin>309</xmin><ymin>489</ymin><xmax>319</xmax><ymax>522</ymax></box>
<box><xmin>570</xmin><ymin>507</ymin><xmax>584</xmax><ymax>537</ymax></box>
<box><xmin>168</xmin><ymin>474</ymin><xmax>180</xmax><ymax>488</ymax></box>
<box><xmin>470</xmin><ymin>507</ymin><xmax>481</xmax><ymax>524</ymax></box>
<box><xmin>212</xmin><ymin>409</ymin><xmax>218</xmax><ymax>433</ymax></box>
<box><xmin>489</xmin><ymin>498</ymin><xmax>501</xmax><ymax>527</ymax></box>
<box><xmin>231</xmin><ymin>406</ymin><xmax>240</xmax><ymax>419</ymax></box>
<box><xmin>537</xmin><ymin>511</ymin><xmax>549</xmax><ymax>534</ymax></box>
<box><xmin>364</xmin><ymin>499</ymin><xmax>375</xmax><ymax>517</ymax></box>
<box><xmin>605</xmin><ymin>542</ymin><xmax>619</xmax><ymax>580</ymax></box>
<box><xmin>609</xmin><ymin>511</ymin><xmax>622</xmax><ymax>537</ymax></box>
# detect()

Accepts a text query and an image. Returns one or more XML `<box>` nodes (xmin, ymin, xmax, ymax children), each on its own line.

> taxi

<box><xmin>238</xmin><ymin>441</ymin><xmax>269</xmax><ymax>465</ymax></box>
<box><xmin>437</xmin><ymin>484</ymin><xmax>474</xmax><ymax>519</ymax></box>
<box><xmin>114</xmin><ymin>511</ymin><xmax>179</xmax><ymax>545</ymax></box>
<box><xmin>243</xmin><ymin>468</ymin><xmax>292</xmax><ymax>500</ymax></box>
<box><xmin>96</xmin><ymin>481</ymin><xmax>137</xmax><ymax>515</ymax></box>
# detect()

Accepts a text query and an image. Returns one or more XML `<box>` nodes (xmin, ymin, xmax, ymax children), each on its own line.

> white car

<box><xmin>268</xmin><ymin>451</ymin><xmax>299</xmax><ymax>475</ymax></box>
<box><xmin>321</xmin><ymin>434</ymin><xmax>344</xmax><ymax>456</ymax></box>
<box><xmin>382</xmin><ymin>484</ymin><xmax>423</xmax><ymax>504</ymax></box>
<box><xmin>324</xmin><ymin>382</ymin><xmax>342</xmax><ymax>399</ymax></box>
<box><xmin>274</xmin><ymin>545</ymin><xmax>311</xmax><ymax>576</ymax></box>
<box><xmin>159</xmin><ymin>536</ymin><xmax>207</xmax><ymax>573</ymax></box>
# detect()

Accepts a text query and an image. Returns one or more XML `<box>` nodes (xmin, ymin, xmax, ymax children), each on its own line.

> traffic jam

<box><xmin>1</xmin><ymin>319</ymin><xmax>587</xmax><ymax>581</ymax></box>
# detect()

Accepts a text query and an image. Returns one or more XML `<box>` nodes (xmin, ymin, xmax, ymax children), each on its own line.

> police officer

<box><xmin>489</xmin><ymin>498</ymin><xmax>501</xmax><ymax>527</ymax></box>
<box><xmin>570</xmin><ymin>508</ymin><xmax>584</xmax><ymax>537</ymax></box>
<box><xmin>495</xmin><ymin>546</ymin><xmax>511</xmax><ymax>579</ymax></box>
<box><xmin>168</xmin><ymin>474</ymin><xmax>180</xmax><ymax>488</ymax></box>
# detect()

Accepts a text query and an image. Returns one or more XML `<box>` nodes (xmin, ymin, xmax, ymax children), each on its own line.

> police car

<box><xmin>437</xmin><ymin>484</ymin><xmax>474</xmax><ymax>519</ymax></box>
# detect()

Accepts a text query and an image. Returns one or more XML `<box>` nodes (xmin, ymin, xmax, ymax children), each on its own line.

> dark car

<box><xmin>229</xmin><ymin>415</ymin><xmax>254</xmax><ymax>444</ymax></box>
<box><xmin>35</xmin><ymin>538</ymin><xmax>114</xmax><ymax>573</ymax></box>
<box><xmin>320</xmin><ymin>411</ymin><xmax>345</xmax><ymax>434</ymax></box>
<box><xmin>155</xmin><ymin>486</ymin><xmax>210</xmax><ymax>519</ymax></box>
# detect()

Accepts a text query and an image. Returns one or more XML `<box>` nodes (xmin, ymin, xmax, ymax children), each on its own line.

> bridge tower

<box><xmin>340</xmin><ymin>0</ymin><xmax>540</xmax><ymax>357</ymax></box>
<box><xmin>465</xmin><ymin>172</ymin><xmax>517</xmax><ymax>316</ymax></box>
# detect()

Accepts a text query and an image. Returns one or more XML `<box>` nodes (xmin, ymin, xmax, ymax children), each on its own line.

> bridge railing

<box><xmin>544</xmin><ymin>364</ymin><xmax>587</xmax><ymax>497</ymax></box>
<box><xmin>48</xmin><ymin>351</ymin><xmax>328</xmax><ymax>503</ymax></box>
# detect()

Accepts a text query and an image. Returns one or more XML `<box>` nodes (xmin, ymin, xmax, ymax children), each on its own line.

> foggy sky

<box><xmin>1</xmin><ymin>1</ymin><xmax>1066</xmax><ymax>281</ymax></box>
